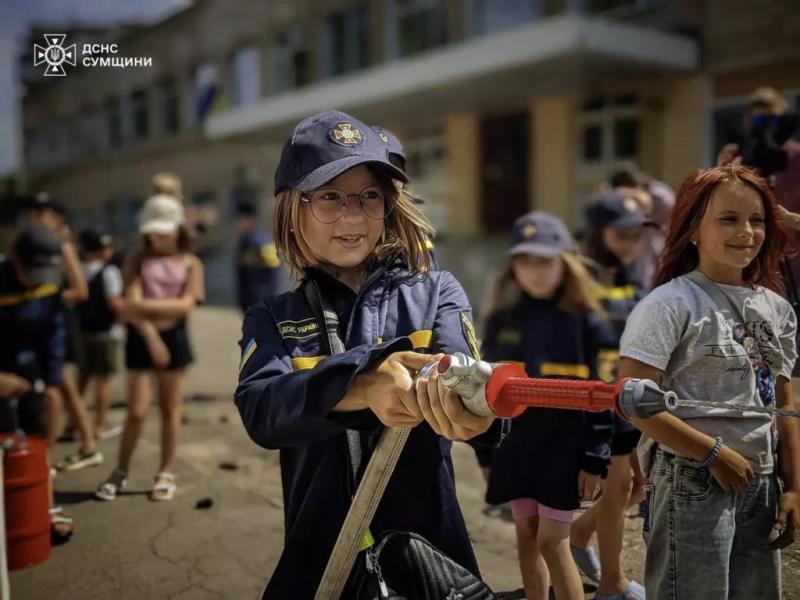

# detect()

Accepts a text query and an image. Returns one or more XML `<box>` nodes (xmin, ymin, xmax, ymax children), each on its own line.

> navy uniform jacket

<box><xmin>236</xmin><ymin>229</ymin><xmax>281</xmax><ymax>313</ymax></box>
<box><xmin>591</xmin><ymin>261</ymin><xmax>644</xmax><ymax>441</ymax></box>
<box><xmin>235</xmin><ymin>257</ymin><xmax>500</xmax><ymax>599</ymax></box>
<box><xmin>591</xmin><ymin>261</ymin><xmax>644</xmax><ymax>383</ymax></box>
<box><xmin>0</xmin><ymin>260</ymin><xmax>65</xmax><ymax>385</ymax></box>
<box><xmin>482</xmin><ymin>295</ymin><xmax>613</xmax><ymax>509</ymax></box>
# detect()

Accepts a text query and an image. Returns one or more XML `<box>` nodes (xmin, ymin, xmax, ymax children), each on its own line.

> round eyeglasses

<box><xmin>300</xmin><ymin>186</ymin><xmax>389</xmax><ymax>224</ymax></box>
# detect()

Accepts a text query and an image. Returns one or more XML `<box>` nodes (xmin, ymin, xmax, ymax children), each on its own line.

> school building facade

<box><xmin>18</xmin><ymin>0</ymin><xmax>800</xmax><ymax>306</ymax></box>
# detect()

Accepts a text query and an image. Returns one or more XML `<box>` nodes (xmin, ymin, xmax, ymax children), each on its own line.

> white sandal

<box><xmin>95</xmin><ymin>468</ymin><xmax>128</xmax><ymax>501</ymax></box>
<box><xmin>150</xmin><ymin>472</ymin><xmax>176</xmax><ymax>501</ymax></box>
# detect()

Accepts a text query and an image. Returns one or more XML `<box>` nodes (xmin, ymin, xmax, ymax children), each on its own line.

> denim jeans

<box><xmin>642</xmin><ymin>449</ymin><xmax>780</xmax><ymax>600</ymax></box>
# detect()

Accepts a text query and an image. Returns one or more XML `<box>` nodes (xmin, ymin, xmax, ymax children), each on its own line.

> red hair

<box><xmin>653</xmin><ymin>165</ymin><xmax>787</xmax><ymax>291</ymax></box>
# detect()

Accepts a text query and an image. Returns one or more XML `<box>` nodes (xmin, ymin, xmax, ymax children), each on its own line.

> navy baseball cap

<box><xmin>12</xmin><ymin>226</ymin><xmax>63</xmax><ymax>286</ymax></box>
<box><xmin>585</xmin><ymin>190</ymin><xmax>652</xmax><ymax>230</ymax></box>
<box><xmin>79</xmin><ymin>229</ymin><xmax>113</xmax><ymax>253</ymax></box>
<box><xmin>372</xmin><ymin>126</ymin><xmax>406</xmax><ymax>166</ymax></box>
<box><xmin>509</xmin><ymin>211</ymin><xmax>574</xmax><ymax>257</ymax></box>
<box><xmin>274</xmin><ymin>111</ymin><xmax>408</xmax><ymax>195</ymax></box>
<box><xmin>31</xmin><ymin>191</ymin><xmax>66</xmax><ymax>216</ymax></box>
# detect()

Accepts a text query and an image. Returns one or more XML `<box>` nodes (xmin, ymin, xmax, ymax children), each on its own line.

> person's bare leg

<box><xmin>60</xmin><ymin>364</ymin><xmax>96</xmax><ymax>452</ymax></box>
<box><xmin>515</xmin><ymin>516</ymin><xmax>549</xmax><ymax>600</ymax></box>
<box><xmin>44</xmin><ymin>386</ymin><xmax>64</xmax><ymax>447</ymax></box>
<box><xmin>115</xmin><ymin>371</ymin><xmax>151</xmax><ymax>474</ymax></box>
<box><xmin>78</xmin><ymin>370</ymin><xmax>91</xmax><ymax>396</ymax></box>
<box><xmin>94</xmin><ymin>375</ymin><xmax>112</xmax><ymax>431</ymax></box>
<box><xmin>570</xmin><ymin>455</ymin><xmax>645</xmax><ymax>548</ymax></box>
<box><xmin>537</xmin><ymin>518</ymin><xmax>583</xmax><ymax>600</ymax></box>
<box><xmin>594</xmin><ymin>455</ymin><xmax>634</xmax><ymax>597</ymax></box>
<box><xmin>156</xmin><ymin>369</ymin><xmax>184</xmax><ymax>473</ymax></box>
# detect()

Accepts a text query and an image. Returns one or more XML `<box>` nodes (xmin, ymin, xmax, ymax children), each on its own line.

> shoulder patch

<box><xmin>460</xmin><ymin>311</ymin><xmax>481</xmax><ymax>360</ymax></box>
<box><xmin>277</xmin><ymin>318</ymin><xmax>321</xmax><ymax>340</ymax></box>
<box><xmin>239</xmin><ymin>338</ymin><xmax>258</xmax><ymax>373</ymax></box>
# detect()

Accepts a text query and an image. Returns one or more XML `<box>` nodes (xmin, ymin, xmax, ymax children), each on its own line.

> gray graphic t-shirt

<box><xmin>620</xmin><ymin>275</ymin><xmax>797</xmax><ymax>474</ymax></box>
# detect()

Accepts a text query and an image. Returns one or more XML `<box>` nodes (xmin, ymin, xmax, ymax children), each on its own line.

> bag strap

<box><xmin>684</xmin><ymin>270</ymin><xmax>746</xmax><ymax>328</ymax></box>
<box><xmin>302</xmin><ymin>279</ymin><xmax>412</xmax><ymax>600</ymax></box>
<box><xmin>302</xmin><ymin>281</ymin><xmax>363</xmax><ymax>484</ymax></box>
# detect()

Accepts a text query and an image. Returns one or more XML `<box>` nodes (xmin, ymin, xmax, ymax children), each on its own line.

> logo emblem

<box><xmin>33</xmin><ymin>34</ymin><xmax>77</xmax><ymax>77</ymax></box>
<box><xmin>446</xmin><ymin>591</ymin><xmax>464</xmax><ymax>600</ymax></box>
<box><xmin>378</xmin><ymin>132</ymin><xmax>389</xmax><ymax>143</ymax></box>
<box><xmin>329</xmin><ymin>123</ymin><xmax>364</xmax><ymax>146</ymax></box>
<box><xmin>522</xmin><ymin>223</ymin><xmax>538</xmax><ymax>239</ymax></box>
<box><xmin>622</xmin><ymin>197</ymin><xmax>639</xmax><ymax>213</ymax></box>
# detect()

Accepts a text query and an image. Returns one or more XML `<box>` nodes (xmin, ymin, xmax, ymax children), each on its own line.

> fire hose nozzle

<box><xmin>417</xmin><ymin>353</ymin><xmax>496</xmax><ymax>417</ymax></box>
<box><xmin>617</xmin><ymin>378</ymin><xmax>674</xmax><ymax>420</ymax></box>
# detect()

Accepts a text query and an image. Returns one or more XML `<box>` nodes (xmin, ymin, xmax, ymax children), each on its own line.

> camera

<box><xmin>742</xmin><ymin>113</ymin><xmax>799</xmax><ymax>178</ymax></box>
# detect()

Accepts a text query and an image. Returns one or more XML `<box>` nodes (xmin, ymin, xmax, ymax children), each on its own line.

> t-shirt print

<box><xmin>735</xmin><ymin>320</ymin><xmax>778</xmax><ymax>407</ymax></box>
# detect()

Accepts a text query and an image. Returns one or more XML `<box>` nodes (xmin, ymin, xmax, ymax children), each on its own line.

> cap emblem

<box><xmin>623</xmin><ymin>197</ymin><xmax>638</xmax><ymax>213</ymax></box>
<box><xmin>377</xmin><ymin>132</ymin><xmax>389</xmax><ymax>143</ymax></box>
<box><xmin>329</xmin><ymin>123</ymin><xmax>364</xmax><ymax>146</ymax></box>
<box><xmin>522</xmin><ymin>223</ymin><xmax>538</xmax><ymax>239</ymax></box>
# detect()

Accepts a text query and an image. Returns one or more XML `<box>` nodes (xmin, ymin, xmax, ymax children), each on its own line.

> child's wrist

<box><xmin>701</xmin><ymin>435</ymin><xmax>724</xmax><ymax>467</ymax></box>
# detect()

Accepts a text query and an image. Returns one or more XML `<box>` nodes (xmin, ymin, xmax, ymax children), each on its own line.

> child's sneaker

<box><xmin>97</xmin><ymin>424</ymin><xmax>123</xmax><ymax>440</ymax></box>
<box><xmin>57</xmin><ymin>449</ymin><xmax>104</xmax><ymax>471</ymax></box>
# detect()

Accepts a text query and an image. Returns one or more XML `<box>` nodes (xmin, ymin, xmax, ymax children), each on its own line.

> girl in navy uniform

<box><xmin>482</xmin><ymin>212</ymin><xmax>612</xmax><ymax>600</ymax></box>
<box><xmin>235</xmin><ymin>111</ymin><xmax>498</xmax><ymax>599</ymax></box>
<box><xmin>569</xmin><ymin>190</ymin><xmax>649</xmax><ymax>600</ymax></box>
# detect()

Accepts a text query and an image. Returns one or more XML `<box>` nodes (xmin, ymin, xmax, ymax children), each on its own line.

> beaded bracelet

<box><xmin>701</xmin><ymin>436</ymin><xmax>723</xmax><ymax>467</ymax></box>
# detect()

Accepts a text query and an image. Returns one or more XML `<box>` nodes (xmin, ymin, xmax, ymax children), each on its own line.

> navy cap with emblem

<box><xmin>509</xmin><ymin>211</ymin><xmax>575</xmax><ymax>257</ymax></box>
<box><xmin>12</xmin><ymin>226</ymin><xmax>63</xmax><ymax>286</ymax></box>
<box><xmin>371</xmin><ymin>126</ymin><xmax>406</xmax><ymax>168</ymax></box>
<box><xmin>585</xmin><ymin>189</ymin><xmax>653</xmax><ymax>230</ymax></box>
<box><xmin>274</xmin><ymin>111</ymin><xmax>408</xmax><ymax>195</ymax></box>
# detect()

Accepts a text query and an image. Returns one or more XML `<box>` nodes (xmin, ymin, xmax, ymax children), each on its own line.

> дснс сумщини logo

<box><xmin>33</xmin><ymin>34</ymin><xmax>77</xmax><ymax>77</ymax></box>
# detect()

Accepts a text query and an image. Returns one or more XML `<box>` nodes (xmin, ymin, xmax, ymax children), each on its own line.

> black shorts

<box><xmin>63</xmin><ymin>308</ymin><xmax>84</xmax><ymax>366</ymax></box>
<box><xmin>611</xmin><ymin>414</ymin><xmax>641</xmax><ymax>456</ymax></box>
<box><xmin>0</xmin><ymin>392</ymin><xmax>46</xmax><ymax>436</ymax></box>
<box><xmin>125</xmin><ymin>323</ymin><xmax>193</xmax><ymax>371</ymax></box>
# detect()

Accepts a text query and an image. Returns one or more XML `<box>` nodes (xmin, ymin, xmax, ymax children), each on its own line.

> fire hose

<box><xmin>315</xmin><ymin>353</ymin><xmax>681</xmax><ymax>600</ymax></box>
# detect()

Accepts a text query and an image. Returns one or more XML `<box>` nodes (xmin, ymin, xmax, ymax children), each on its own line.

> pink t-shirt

<box><xmin>140</xmin><ymin>255</ymin><xmax>190</xmax><ymax>299</ymax></box>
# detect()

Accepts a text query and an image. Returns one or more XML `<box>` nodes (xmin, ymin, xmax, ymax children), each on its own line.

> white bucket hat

<box><xmin>139</xmin><ymin>194</ymin><xmax>186</xmax><ymax>235</ymax></box>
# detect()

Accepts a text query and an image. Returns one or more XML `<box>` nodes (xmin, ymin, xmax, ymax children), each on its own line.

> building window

<box><xmin>158</xmin><ymin>79</ymin><xmax>181</xmax><ymax>136</ymax></box>
<box><xmin>105</xmin><ymin>97</ymin><xmax>123</xmax><ymax>148</ymax></box>
<box><xmin>467</xmin><ymin>0</ymin><xmax>541</xmax><ymax>37</ymax></box>
<box><xmin>575</xmin><ymin>94</ymin><xmax>643</xmax><ymax>198</ymax></box>
<box><xmin>579</xmin><ymin>94</ymin><xmax>641</xmax><ymax>163</ymax></box>
<box><xmin>131</xmin><ymin>89</ymin><xmax>150</xmax><ymax>142</ymax></box>
<box><xmin>613</xmin><ymin>117</ymin><xmax>639</xmax><ymax>159</ymax></box>
<box><xmin>229</xmin><ymin>45</ymin><xmax>262</xmax><ymax>107</ymax></box>
<box><xmin>325</xmin><ymin>7</ymin><xmax>368</xmax><ymax>77</ymax></box>
<box><xmin>194</xmin><ymin>63</ymin><xmax>219</xmax><ymax>125</ymax></box>
<box><xmin>393</xmin><ymin>0</ymin><xmax>446</xmax><ymax>58</ymax></box>
<box><xmin>582</xmin><ymin>125</ymin><xmax>602</xmax><ymax>161</ymax></box>
<box><xmin>272</xmin><ymin>27</ymin><xmax>311</xmax><ymax>92</ymax></box>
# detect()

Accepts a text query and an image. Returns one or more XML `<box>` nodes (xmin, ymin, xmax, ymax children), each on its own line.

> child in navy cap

<box><xmin>569</xmin><ymin>189</ymin><xmax>649</xmax><ymax>600</ymax></box>
<box><xmin>235</xmin><ymin>110</ymin><xmax>501</xmax><ymax>598</ymax></box>
<box><xmin>482</xmin><ymin>211</ymin><xmax>613</xmax><ymax>600</ymax></box>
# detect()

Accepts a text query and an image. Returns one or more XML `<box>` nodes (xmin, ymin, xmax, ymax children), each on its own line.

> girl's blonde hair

<box><xmin>482</xmin><ymin>252</ymin><xmax>605</xmax><ymax>331</ymax></box>
<box><xmin>151</xmin><ymin>172</ymin><xmax>183</xmax><ymax>199</ymax></box>
<box><xmin>273</xmin><ymin>167</ymin><xmax>435</xmax><ymax>277</ymax></box>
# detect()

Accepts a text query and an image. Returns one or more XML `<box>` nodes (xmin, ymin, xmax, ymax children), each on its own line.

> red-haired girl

<box><xmin>619</xmin><ymin>165</ymin><xmax>800</xmax><ymax>598</ymax></box>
